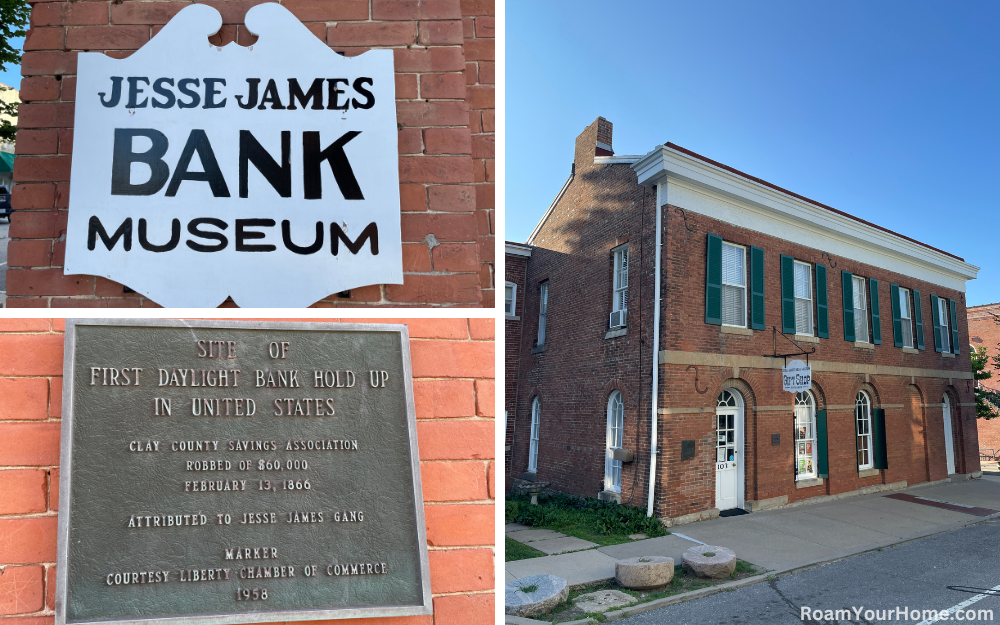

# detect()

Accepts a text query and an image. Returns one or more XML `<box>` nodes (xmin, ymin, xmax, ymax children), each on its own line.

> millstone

<box><xmin>504</xmin><ymin>574</ymin><xmax>569</xmax><ymax>617</ymax></box>
<box><xmin>616</xmin><ymin>556</ymin><xmax>675</xmax><ymax>589</ymax></box>
<box><xmin>682</xmin><ymin>545</ymin><xmax>737</xmax><ymax>579</ymax></box>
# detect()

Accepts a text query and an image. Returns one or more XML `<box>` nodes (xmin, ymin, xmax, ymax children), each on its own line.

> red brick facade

<box><xmin>504</xmin><ymin>243</ymin><xmax>529</xmax><ymax>487</ymax></box>
<box><xmin>8</xmin><ymin>0</ymin><xmax>493</xmax><ymax>307</ymax></box>
<box><xmin>0</xmin><ymin>318</ymin><xmax>495</xmax><ymax>624</ymax></box>
<box><xmin>508</xmin><ymin>118</ymin><xmax>980</xmax><ymax>522</ymax></box>
<box><xmin>968</xmin><ymin>303</ymin><xmax>1000</xmax><ymax>454</ymax></box>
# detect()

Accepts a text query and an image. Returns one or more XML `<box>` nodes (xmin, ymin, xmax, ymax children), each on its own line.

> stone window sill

<box><xmin>853</xmin><ymin>341</ymin><xmax>875</xmax><ymax>350</ymax></box>
<box><xmin>530</xmin><ymin>345</ymin><xmax>545</xmax><ymax>355</ymax></box>
<box><xmin>858</xmin><ymin>468</ymin><xmax>880</xmax><ymax>478</ymax></box>
<box><xmin>795</xmin><ymin>477</ymin><xmax>824</xmax><ymax>489</ymax></box>
<box><xmin>794</xmin><ymin>334</ymin><xmax>820</xmax><ymax>344</ymax></box>
<box><xmin>721</xmin><ymin>325</ymin><xmax>753</xmax><ymax>336</ymax></box>
<box><xmin>506</xmin><ymin>314</ymin><xmax>520</xmax><ymax>321</ymax></box>
<box><xmin>902</xmin><ymin>347</ymin><xmax>919</xmax><ymax>354</ymax></box>
<box><xmin>942</xmin><ymin>352</ymin><xmax>955</xmax><ymax>359</ymax></box>
<box><xmin>605</xmin><ymin>328</ymin><xmax>627</xmax><ymax>339</ymax></box>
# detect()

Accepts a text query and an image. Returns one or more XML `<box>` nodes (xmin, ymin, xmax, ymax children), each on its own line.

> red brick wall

<box><xmin>0</xmin><ymin>318</ymin><xmax>495</xmax><ymax>625</ymax></box>
<box><xmin>8</xmin><ymin>0</ymin><xmax>493</xmax><ymax>308</ymax></box>
<box><xmin>504</xmin><ymin>250</ymin><xmax>526</xmax><ymax>481</ymax></box>
<box><xmin>968</xmin><ymin>303</ymin><xmax>1000</xmax><ymax>452</ymax></box>
<box><xmin>512</xmin><ymin>117</ymin><xmax>978</xmax><ymax>519</ymax></box>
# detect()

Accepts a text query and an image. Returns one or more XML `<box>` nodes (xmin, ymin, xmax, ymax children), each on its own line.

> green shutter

<box><xmin>931</xmin><ymin>294</ymin><xmax>942</xmax><ymax>352</ymax></box>
<box><xmin>781</xmin><ymin>255</ymin><xmax>795</xmax><ymax>334</ymax></box>
<box><xmin>949</xmin><ymin>299</ymin><xmax>960</xmax><ymax>355</ymax></box>
<box><xmin>913</xmin><ymin>289</ymin><xmax>925</xmax><ymax>350</ymax></box>
<box><xmin>872</xmin><ymin>408</ymin><xmax>888</xmax><ymax>469</ymax></box>
<box><xmin>842</xmin><ymin>271</ymin><xmax>855</xmax><ymax>342</ymax></box>
<box><xmin>816</xmin><ymin>409</ymin><xmax>829</xmax><ymax>478</ymax></box>
<box><xmin>705</xmin><ymin>234</ymin><xmax>722</xmax><ymax>325</ymax></box>
<box><xmin>750</xmin><ymin>246</ymin><xmax>765</xmax><ymax>330</ymax></box>
<box><xmin>890</xmin><ymin>284</ymin><xmax>902</xmax><ymax>348</ymax></box>
<box><xmin>816</xmin><ymin>264</ymin><xmax>829</xmax><ymax>338</ymax></box>
<box><xmin>870</xmin><ymin>278</ymin><xmax>882</xmax><ymax>345</ymax></box>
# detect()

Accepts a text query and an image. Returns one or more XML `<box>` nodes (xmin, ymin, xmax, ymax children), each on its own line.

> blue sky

<box><xmin>507</xmin><ymin>1</ymin><xmax>1000</xmax><ymax>305</ymax></box>
<box><xmin>0</xmin><ymin>37</ymin><xmax>24</xmax><ymax>89</ymax></box>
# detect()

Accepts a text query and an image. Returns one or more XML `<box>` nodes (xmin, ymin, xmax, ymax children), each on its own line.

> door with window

<box><xmin>943</xmin><ymin>395</ymin><xmax>955</xmax><ymax>475</ymax></box>
<box><xmin>715</xmin><ymin>390</ymin><xmax>744</xmax><ymax>510</ymax></box>
<box><xmin>604</xmin><ymin>391</ymin><xmax>624</xmax><ymax>492</ymax></box>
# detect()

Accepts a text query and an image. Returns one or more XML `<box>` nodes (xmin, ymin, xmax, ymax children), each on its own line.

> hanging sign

<box><xmin>782</xmin><ymin>359</ymin><xmax>812</xmax><ymax>392</ymax></box>
<box><xmin>64</xmin><ymin>3</ymin><xmax>402</xmax><ymax>307</ymax></box>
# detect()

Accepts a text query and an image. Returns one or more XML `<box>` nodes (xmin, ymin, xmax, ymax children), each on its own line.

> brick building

<box><xmin>0</xmin><ymin>317</ymin><xmax>495</xmax><ymax>623</ymax></box>
<box><xmin>506</xmin><ymin>117</ymin><xmax>982</xmax><ymax>524</ymax></box>
<box><xmin>967</xmin><ymin>303</ymin><xmax>1000</xmax><ymax>454</ymax></box>
<box><xmin>7</xmin><ymin>0</ymin><xmax>494</xmax><ymax>307</ymax></box>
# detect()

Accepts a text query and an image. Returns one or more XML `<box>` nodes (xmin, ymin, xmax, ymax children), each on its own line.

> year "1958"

<box><xmin>236</xmin><ymin>588</ymin><xmax>268</xmax><ymax>601</ymax></box>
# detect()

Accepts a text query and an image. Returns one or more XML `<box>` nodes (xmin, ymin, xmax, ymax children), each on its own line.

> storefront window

<box><xmin>856</xmin><ymin>391</ymin><xmax>873</xmax><ymax>470</ymax></box>
<box><xmin>794</xmin><ymin>390</ymin><xmax>817</xmax><ymax>480</ymax></box>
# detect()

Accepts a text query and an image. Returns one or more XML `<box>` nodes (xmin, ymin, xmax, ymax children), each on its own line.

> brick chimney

<box><xmin>595</xmin><ymin>117</ymin><xmax>614</xmax><ymax>156</ymax></box>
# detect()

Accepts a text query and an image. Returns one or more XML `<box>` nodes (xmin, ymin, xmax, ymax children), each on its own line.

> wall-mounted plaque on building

<box><xmin>56</xmin><ymin>319</ymin><xmax>430</xmax><ymax>625</ymax></box>
<box><xmin>63</xmin><ymin>3</ymin><xmax>403</xmax><ymax>307</ymax></box>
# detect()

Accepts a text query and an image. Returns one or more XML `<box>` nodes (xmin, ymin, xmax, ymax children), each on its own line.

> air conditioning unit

<box><xmin>609</xmin><ymin>309</ymin><xmax>627</xmax><ymax>329</ymax></box>
<box><xmin>611</xmin><ymin>448</ymin><xmax>634</xmax><ymax>462</ymax></box>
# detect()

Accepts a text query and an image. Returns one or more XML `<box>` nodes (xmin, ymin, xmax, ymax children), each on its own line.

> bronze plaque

<box><xmin>56</xmin><ymin>320</ymin><xmax>431</xmax><ymax>625</ymax></box>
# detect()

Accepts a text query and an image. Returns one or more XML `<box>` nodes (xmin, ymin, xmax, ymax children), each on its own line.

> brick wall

<box><xmin>0</xmin><ymin>318</ymin><xmax>495</xmax><ymax>624</ymax></box>
<box><xmin>8</xmin><ymin>0</ymin><xmax>494</xmax><ymax>308</ymax></box>
<box><xmin>504</xmin><ymin>250</ymin><xmax>526</xmax><ymax>483</ymax></box>
<box><xmin>968</xmin><ymin>303</ymin><xmax>1000</xmax><ymax>452</ymax></box>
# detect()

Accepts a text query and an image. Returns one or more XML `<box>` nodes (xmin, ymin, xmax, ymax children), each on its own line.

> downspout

<box><xmin>647</xmin><ymin>181</ymin><xmax>664</xmax><ymax>517</ymax></box>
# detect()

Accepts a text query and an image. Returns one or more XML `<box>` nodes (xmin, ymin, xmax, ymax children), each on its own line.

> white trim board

<box><xmin>634</xmin><ymin>147</ymin><xmax>978</xmax><ymax>292</ymax></box>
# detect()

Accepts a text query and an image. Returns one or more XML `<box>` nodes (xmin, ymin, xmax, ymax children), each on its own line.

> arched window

<box><xmin>605</xmin><ymin>391</ymin><xmax>624</xmax><ymax>492</ymax></box>
<box><xmin>528</xmin><ymin>397</ymin><xmax>541</xmax><ymax>473</ymax></box>
<box><xmin>856</xmin><ymin>391</ymin><xmax>873</xmax><ymax>470</ymax></box>
<box><xmin>794</xmin><ymin>391</ymin><xmax>817</xmax><ymax>480</ymax></box>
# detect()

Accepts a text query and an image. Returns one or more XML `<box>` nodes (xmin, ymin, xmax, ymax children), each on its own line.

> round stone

<box><xmin>682</xmin><ymin>545</ymin><xmax>737</xmax><ymax>579</ymax></box>
<box><xmin>615</xmin><ymin>556</ymin><xmax>675</xmax><ymax>589</ymax></box>
<box><xmin>504</xmin><ymin>574</ymin><xmax>569</xmax><ymax>617</ymax></box>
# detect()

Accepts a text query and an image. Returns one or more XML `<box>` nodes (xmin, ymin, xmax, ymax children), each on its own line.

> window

<box><xmin>605</xmin><ymin>391</ymin><xmax>624</xmax><ymax>492</ymax></box>
<box><xmin>612</xmin><ymin>246</ymin><xmax>628</xmax><ymax>322</ymax></box>
<box><xmin>793</xmin><ymin>261</ymin><xmax>814</xmax><ymax>335</ymax></box>
<box><xmin>722</xmin><ymin>242</ymin><xmax>747</xmax><ymax>327</ymax></box>
<box><xmin>505</xmin><ymin>282</ymin><xmax>517</xmax><ymax>317</ymax></box>
<box><xmin>898</xmin><ymin>288</ymin><xmax>913</xmax><ymax>348</ymax></box>
<box><xmin>938</xmin><ymin>297</ymin><xmax>951</xmax><ymax>353</ymax></box>
<box><xmin>537</xmin><ymin>281</ymin><xmax>548</xmax><ymax>346</ymax></box>
<box><xmin>528</xmin><ymin>397</ymin><xmax>541</xmax><ymax>472</ymax></box>
<box><xmin>856</xmin><ymin>392</ymin><xmax>873</xmax><ymax>470</ymax></box>
<box><xmin>794</xmin><ymin>391</ymin><xmax>817</xmax><ymax>480</ymax></box>
<box><xmin>853</xmin><ymin>275</ymin><xmax>869</xmax><ymax>342</ymax></box>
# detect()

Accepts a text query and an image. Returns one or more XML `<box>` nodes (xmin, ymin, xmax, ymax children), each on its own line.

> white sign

<box><xmin>65</xmin><ymin>3</ymin><xmax>402</xmax><ymax>307</ymax></box>
<box><xmin>782</xmin><ymin>359</ymin><xmax>812</xmax><ymax>393</ymax></box>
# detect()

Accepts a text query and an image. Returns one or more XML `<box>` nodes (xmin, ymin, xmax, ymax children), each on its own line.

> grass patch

<box><xmin>518</xmin><ymin>583</ymin><xmax>539</xmax><ymax>593</ymax></box>
<box><xmin>505</xmin><ymin>492</ymin><xmax>668</xmax><ymax>546</ymax></box>
<box><xmin>505</xmin><ymin>536</ymin><xmax>546</xmax><ymax>562</ymax></box>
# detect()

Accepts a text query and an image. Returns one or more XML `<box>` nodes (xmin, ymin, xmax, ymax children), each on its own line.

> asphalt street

<box><xmin>618</xmin><ymin>519</ymin><xmax>1000</xmax><ymax>624</ymax></box>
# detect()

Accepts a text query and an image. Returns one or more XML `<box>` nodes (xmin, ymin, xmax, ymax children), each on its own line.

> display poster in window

<box><xmin>63</xmin><ymin>4</ymin><xmax>402</xmax><ymax>307</ymax></box>
<box><xmin>782</xmin><ymin>360</ymin><xmax>812</xmax><ymax>393</ymax></box>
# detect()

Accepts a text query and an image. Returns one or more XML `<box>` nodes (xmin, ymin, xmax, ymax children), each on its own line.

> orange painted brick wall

<box><xmin>8</xmin><ymin>0</ymin><xmax>494</xmax><ymax>308</ymax></box>
<box><xmin>0</xmin><ymin>318</ymin><xmax>495</xmax><ymax>625</ymax></box>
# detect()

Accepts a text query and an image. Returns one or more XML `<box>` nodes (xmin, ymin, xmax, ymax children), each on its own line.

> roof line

<box><xmin>664</xmin><ymin>142</ymin><xmax>964</xmax><ymax>262</ymax></box>
<box><xmin>526</xmin><ymin>171</ymin><xmax>574</xmax><ymax>245</ymax></box>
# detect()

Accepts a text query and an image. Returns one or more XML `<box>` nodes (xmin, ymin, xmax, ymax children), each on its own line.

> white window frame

<box><xmin>537</xmin><ymin>281</ymin><xmax>549</xmax><ymax>346</ymax></box>
<box><xmin>898</xmin><ymin>288</ymin><xmax>913</xmax><ymax>348</ymax></box>
<box><xmin>794</xmin><ymin>390</ymin><xmax>818</xmax><ymax>481</ymax></box>
<box><xmin>856</xmin><ymin>391</ymin><xmax>873</xmax><ymax>470</ymax></box>
<box><xmin>505</xmin><ymin>282</ymin><xmax>517</xmax><ymax>318</ymax></box>
<box><xmin>938</xmin><ymin>297</ymin><xmax>952</xmax><ymax>353</ymax></box>
<box><xmin>793</xmin><ymin>260</ymin><xmax>814</xmax><ymax>336</ymax></box>
<box><xmin>721</xmin><ymin>242</ymin><xmax>747</xmax><ymax>328</ymax></box>
<box><xmin>853</xmin><ymin>275</ymin><xmax>869</xmax><ymax>343</ymax></box>
<box><xmin>612</xmin><ymin>245</ymin><xmax>629</xmax><ymax>314</ymax></box>
<box><xmin>528</xmin><ymin>397</ymin><xmax>541</xmax><ymax>473</ymax></box>
<box><xmin>605</xmin><ymin>391</ymin><xmax>624</xmax><ymax>493</ymax></box>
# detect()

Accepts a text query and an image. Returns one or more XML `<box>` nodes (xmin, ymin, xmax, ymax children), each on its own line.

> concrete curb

<box><xmin>600</xmin><ymin>511</ymin><xmax>1000</xmax><ymax>621</ymax></box>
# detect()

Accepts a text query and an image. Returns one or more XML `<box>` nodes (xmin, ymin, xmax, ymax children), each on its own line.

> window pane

<box><xmin>722</xmin><ymin>243</ymin><xmax>745</xmax><ymax>286</ymax></box>
<box><xmin>793</xmin><ymin>262</ymin><xmax>811</xmax><ymax>298</ymax></box>
<box><xmin>722</xmin><ymin>284</ymin><xmax>745</xmax><ymax>326</ymax></box>
<box><xmin>505</xmin><ymin>286</ymin><xmax>514</xmax><ymax>314</ymax></box>
<box><xmin>795</xmin><ymin>299</ymin><xmax>812</xmax><ymax>335</ymax></box>
<box><xmin>853</xmin><ymin>277</ymin><xmax>866</xmax><ymax>311</ymax></box>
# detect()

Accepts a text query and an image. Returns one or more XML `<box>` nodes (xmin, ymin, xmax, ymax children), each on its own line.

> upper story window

<box><xmin>938</xmin><ymin>297</ymin><xmax>952</xmax><ymax>353</ymax></box>
<box><xmin>537</xmin><ymin>281</ymin><xmax>549</xmax><ymax>346</ymax></box>
<box><xmin>611</xmin><ymin>245</ymin><xmax>628</xmax><ymax>328</ymax></box>
<box><xmin>505</xmin><ymin>282</ymin><xmax>517</xmax><ymax>317</ymax></box>
<box><xmin>853</xmin><ymin>275</ymin><xmax>869</xmax><ymax>342</ymax></box>
<box><xmin>721</xmin><ymin>242</ymin><xmax>747</xmax><ymax>327</ymax></box>
<box><xmin>898</xmin><ymin>287</ymin><xmax>913</xmax><ymax>348</ymax></box>
<box><xmin>793</xmin><ymin>260</ymin><xmax>814</xmax><ymax>335</ymax></box>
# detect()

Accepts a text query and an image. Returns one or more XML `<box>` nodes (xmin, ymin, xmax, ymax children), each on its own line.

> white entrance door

<box><xmin>715</xmin><ymin>390</ymin><xmax>744</xmax><ymax>511</ymax></box>
<box><xmin>943</xmin><ymin>395</ymin><xmax>955</xmax><ymax>475</ymax></box>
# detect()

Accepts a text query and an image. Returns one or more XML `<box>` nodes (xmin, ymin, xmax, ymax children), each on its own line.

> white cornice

<box><xmin>633</xmin><ymin>146</ymin><xmax>979</xmax><ymax>292</ymax></box>
<box><xmin>505</xmin><ymin>242</ymin><xmax>532</xmax><ymax>257</ymax></box>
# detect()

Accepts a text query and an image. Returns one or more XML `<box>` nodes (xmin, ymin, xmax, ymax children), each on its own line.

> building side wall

<box><xmin>968</xmin><ymin>304</ymin><xmax>1000</xmax><ymax>453</ymax></box>
<box><xmin>8</xmin><ymin>0</ymin><xmax>491</xmax><ymax>307</ymax></box>
<box><xmin>504</xmin><ymin>252</ymin><xmax>527</xmax><ymax>483</ymax></box>
<box><xmin>0</xmin><ymin>318</ymin><xmax>495</xmax><ymax>624</ymax></box>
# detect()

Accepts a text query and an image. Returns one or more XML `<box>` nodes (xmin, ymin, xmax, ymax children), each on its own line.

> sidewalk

<box><xmin>506</xmin><ymin>475</ymin><xmax>1000</xmax><ymax>588</ymax></box>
